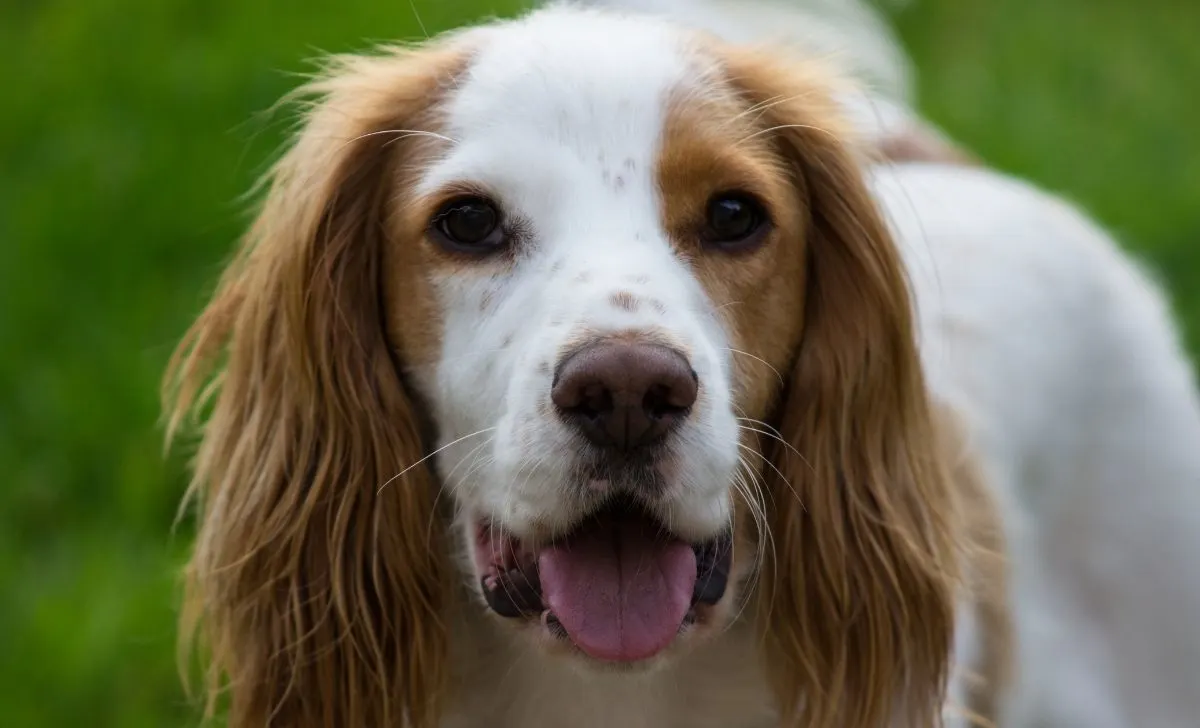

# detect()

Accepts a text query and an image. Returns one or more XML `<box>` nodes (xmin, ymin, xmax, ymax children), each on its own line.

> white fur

<box><xmin>580</xmin><ymin>0</ymin><xmax>948</xmax><ymax>157</ymax></box>
<box><xmin>876</xmin><ymin>164</ymin><xmax>1200</xmax><ymax>727</ymax></box>
<box><xmin>416</xmin><ymin>7</ymin><xmax>740</xmax><ymax>546</ymax></box>
<box><xmin>579</xmin><ymin>0</ymin><xmax>915</xmax><ymax>103</ymax></box>
<box><xmin>408</xmin><ymin>2</ymin><xmax>1200</xmax><ymax>725</ymax></box>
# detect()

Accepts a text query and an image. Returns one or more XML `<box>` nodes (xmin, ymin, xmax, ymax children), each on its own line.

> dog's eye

<box><xmin>703</xmin><ymin>193</ymin><xmax>768</xmax><ymax>250</ymax></box>
<box><xmin>430</xmin><ymin>196</ymin><xmax>505</xmax><ymax>251</ymax></box>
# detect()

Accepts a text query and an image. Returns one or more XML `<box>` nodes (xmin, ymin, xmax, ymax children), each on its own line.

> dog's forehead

<box><xmin>431</xmin><ymin>8</ymin><xmax>706</xmax><ymax>180</ymax></box>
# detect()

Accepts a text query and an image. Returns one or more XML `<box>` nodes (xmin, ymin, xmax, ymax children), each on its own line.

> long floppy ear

<box><xmin>722</xmin><ymin>50</ymin><xmax>961</xmax><ymax>727</ymax></box>
<box><xmin>163</xmin><ymin>42</ymin><xmax>467</xmax><ymax>728</ymax></box>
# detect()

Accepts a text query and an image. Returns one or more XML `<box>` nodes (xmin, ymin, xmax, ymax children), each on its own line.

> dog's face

<box><xmin>384</xmin><ymin>11</ymin><xmax>811</xmax><ymax>666</ymax></box>
<box><xmin>168</xmin><ymin>6</ymin><xmax>959</xmax><ymax>728</ymax></box>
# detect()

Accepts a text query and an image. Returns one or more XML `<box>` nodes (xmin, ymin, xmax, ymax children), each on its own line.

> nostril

<box><xmin>642</xmin><ymin>382</ymin><xmax>692</xmax><ymax>422</ymax></box>
<box><xmin>573</xmin><ymin>383</ymin><xmax>614</xmax><ymax>422</ymax></box>
<box><xmin>552</xmin><ymin>342</ymin><xmax>698</xmax><ymax>451</ymax></box>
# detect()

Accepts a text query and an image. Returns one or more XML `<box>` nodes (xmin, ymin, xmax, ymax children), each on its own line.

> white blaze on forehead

<box><xmin>413</xmin><ymin>7</ymin><xmax>742</xmax><ymax>542</ymax></box>
<box><xmin>418</xmin><ymin>6</ymin><xmax>699</xmax><ymax>224</ymax></box>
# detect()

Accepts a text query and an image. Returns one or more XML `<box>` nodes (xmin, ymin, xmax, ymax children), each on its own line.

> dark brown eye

<box><xmin>703</xmin><ymin>192</ymin><xmax>767</xmax><ymax>249</ymax></box>
<box><xmin>430</xmin><ymin>196</ymin><xmax>504</xmax><ymax>251</ymax></box>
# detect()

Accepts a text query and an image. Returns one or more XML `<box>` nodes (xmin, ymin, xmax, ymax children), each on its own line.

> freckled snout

<box><xmin>551</xmin><ymin>342</ymin><xmax>698</xmax><ymax>451</ymax></box>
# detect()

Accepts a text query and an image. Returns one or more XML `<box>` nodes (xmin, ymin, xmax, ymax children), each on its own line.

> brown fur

<box><xmin>163</xmin><ymin>41</ymin><xmax>469</xmax><ymax>728</ymax></box>
<box><xmin>941</xmin><ymin>412</ymin><xmax>1013</xmax><ymax>725</ymax></box>
<box><xmin>164</xmin><ymin>27</ymin><xmax>992</xmax><ymax>728</ymax></box>
<box><xmin>610</xmin><ymin>290</ymin><xmax>642</xmax><ymax>312</ymax></box>
<box><xmin>657</xmin><ymin>82</ymin><xmax>808</xmax><ymax>421</ymax></box>
<box><xmin>707</xmin><ymin>44</ymin><xmax>964</xmax><ymax>728</ymax></box>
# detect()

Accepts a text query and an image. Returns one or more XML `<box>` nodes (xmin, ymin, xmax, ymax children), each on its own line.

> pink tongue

<box><xmin>537</xmin><ymin>510</ymin><xmax>697</xmax><ymax>663</ymax></box>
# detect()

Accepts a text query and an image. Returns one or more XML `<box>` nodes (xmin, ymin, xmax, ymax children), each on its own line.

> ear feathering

<box><xmin>938</xmin><ymin>405</ymin><xmax>1012</xmax><ymax>726</ymax></box>
<box><xmin>715</xmin><ymin>47</ymin><xmax>963</xmax><ymax>728</ymax></box>
<box><xmin>162</xmin><ymin>41</ymin><xmax>468</xmax><ymax>728</ymax></box>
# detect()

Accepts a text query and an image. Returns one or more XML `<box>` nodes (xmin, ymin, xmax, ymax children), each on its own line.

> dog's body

<box><xmin>881</xmin><ymin>163</ymin><xmax>1200</xmax><ymax>727</ymax></box>
<box><xmin>167</xmin><ymin>1</ymin><xmax>1200</xmax><ymax>726</ymax></box>
<box><xmin>440</xmin><ymin>152</ymin><xmax>1200</xmax><ymax>728</ymax></box>
<box><xmin>577</xmin><ymin>4</ymin><xmax>1200</xmax><ymax>725</ymax></box>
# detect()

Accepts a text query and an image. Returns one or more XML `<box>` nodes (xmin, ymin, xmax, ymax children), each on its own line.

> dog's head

<box><xmin>166</xmin><ymin>6</ymin><xmax>959</xmax><ymax>727</ymax></box>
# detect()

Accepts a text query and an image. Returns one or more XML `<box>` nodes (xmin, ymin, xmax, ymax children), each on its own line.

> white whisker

<box><xmin>341</xmin><ymin>127</ymin><xmax>459</xmax><ymax>150</ymax></box>
<box><xmin>737</xmin><ymin>440</ymin><xmax>804</xmax><ymax>513</ymax></box>
<box><xmin>736</xmin><ymin>122</ymin><xmax>842</xmax><ymax>147</ymax></box>
<box><xmin>729</xmin><ymin>90</ymin><xmax>821</xmax><ymax>125</ymax></box>
<box><xmin>723</xmin><ymin>347</ymin><xmax>784</xmax><ymax>387</ymax></box>
<box><xmin>377</xmin><ymin>426</ymin><xmax>497</xmax><ymax>494</ymax></box>
<box><xmin>736</xmin><ymin>418</ymin><xmax>813</xmax><ymax>474</ymax></box>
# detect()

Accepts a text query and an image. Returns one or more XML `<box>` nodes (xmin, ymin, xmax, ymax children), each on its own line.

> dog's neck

<box><xmin>442</xmin><ymin>598</ymin><xmax>775</xmax><ymax>728</ymax></box>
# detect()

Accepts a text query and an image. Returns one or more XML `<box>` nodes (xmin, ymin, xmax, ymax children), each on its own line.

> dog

<box><xmin>164</xmin><ymin>1</ymin><xmax>1200</xmax><ymax>725</ymax></box>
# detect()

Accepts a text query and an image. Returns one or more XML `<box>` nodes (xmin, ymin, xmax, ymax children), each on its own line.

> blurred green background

<box><xmin>2</xmin><ymin>0</ymin><xmax>1197</xmax><ymax>725</ymax></box>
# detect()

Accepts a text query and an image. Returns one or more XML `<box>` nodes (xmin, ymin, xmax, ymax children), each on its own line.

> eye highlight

<box><xmin>429</xmin><ymin>196</ymin><xmax>506</xmax><ymax>252</ymax></box>
<box><xmin>702</xmin><ymin>192</ymin><xmax>769</xmax><ymax>251</ymax></box>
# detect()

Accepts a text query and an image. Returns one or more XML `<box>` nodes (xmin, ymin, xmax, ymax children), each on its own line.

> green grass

<box><xmin>2</xmin><ymin>0</ymin><xmax>1196</xmax><ymax>725</ymax></box>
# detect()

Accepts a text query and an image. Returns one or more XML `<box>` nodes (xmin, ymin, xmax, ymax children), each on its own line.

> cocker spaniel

<box><xmin>164</xmin><ymin>1</ymin><xmax>1200</xmax><ymax>726</ymax></box>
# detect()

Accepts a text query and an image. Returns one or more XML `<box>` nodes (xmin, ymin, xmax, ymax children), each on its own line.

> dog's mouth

<box><xmin>475</xmin><ymin>500</ymin><xmax>733</xmax><ymax>663</ymax></box>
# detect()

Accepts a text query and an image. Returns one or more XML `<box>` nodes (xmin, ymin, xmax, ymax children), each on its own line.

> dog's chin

<box><xmin>470</xmin><ymin>498</ymin><xmax>734</xmax><ymax>668</ymax></box>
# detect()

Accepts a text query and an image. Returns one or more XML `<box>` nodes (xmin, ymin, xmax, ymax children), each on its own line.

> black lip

<box><xmin>691</xmin><ymin>532</ymin><xmax>733</xmax><ymax>606</ymax></box>
<box><xmin>544</xmin><ymin>611</ymin><xmax>568</xmax><ymax>638</ymax></box>
<box><xmin>481</xmin><ymin>566</ymin><xmax>542</xmax><ymax>618</ymax></box>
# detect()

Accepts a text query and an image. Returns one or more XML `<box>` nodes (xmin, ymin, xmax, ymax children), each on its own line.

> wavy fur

<box><xmin>713</xmin><ymin>47</ymin><xmax>961</xmax><ymax>727</ymax></box>
<box><xmin>164</xmin><ymin>42</ymin><xmax>467</xmax><ymax>728</ymax></box>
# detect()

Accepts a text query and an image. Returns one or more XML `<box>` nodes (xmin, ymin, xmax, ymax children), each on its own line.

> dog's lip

<box><xmin>474</xmin><ymin>506</ymin><xmax>733</xmax><ymax>623</ymax></box>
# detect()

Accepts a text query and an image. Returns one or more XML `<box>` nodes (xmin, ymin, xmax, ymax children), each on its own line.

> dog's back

<box><xmin>874</xmin><ymin>161</ymin><xmax>1200</xmax><ymax>727</ymax></box>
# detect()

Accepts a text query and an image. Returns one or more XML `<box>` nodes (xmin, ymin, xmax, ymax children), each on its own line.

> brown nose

<box><xmin>551</xmin><ymin>343</ymin><xmax>698</xmax><ymax>451</ymax></box>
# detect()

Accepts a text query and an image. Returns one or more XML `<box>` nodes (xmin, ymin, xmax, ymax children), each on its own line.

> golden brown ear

<box><xmin>163</xmin><ymin>42</ymin><xmax>466</xmax><ymax>728</ymax></box>
<box><xmin>720</xmin><ymin>49</ymin><xmax>961</xmax><ymax>727</ymax></box>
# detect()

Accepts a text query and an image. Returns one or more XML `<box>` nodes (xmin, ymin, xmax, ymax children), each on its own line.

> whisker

<box><xmin>429</xmin><ymin>437</ymin><xmax>496</xmax><ymax>544</ymax></box>
<box><xmin>723</xmin><ymin>347</ymin><xmax>784</xmax><ymax>387</ymax></box>
<box><xmin>458</xmin><ymin>449</ymin><xmax>496</xmax><ymax>490</ymax></box>
<box><xmin>731</xmin><ymin>93</ymin><xmax>788</xmax><ymax>122</ymax></box>
<box><xmin>442</xmin><ymin>437</ymin><xmax>494</xmax><ymax>490</ymax></box>
<box><xmin>340</xmin><ymin>127</ymin><xmax>458</xmax><ymax>150</ymax></box>
<box><xmin>744</xmin><ymin>465</ymin><xmax>775</xmax><ymax>572</ymax></box>
<box><xmin>737</xmin><ymin>441</ymin><xmax>804</xmax><ymax>512</ymax></box>
<box><xmin>734</xmin><ymin>414</ymin><xmax>784</xmax><ymax>439</ymax></box>
<box><xmin>736</xmin><ymin>419</ymin><xmax>813</xmax><ymax>474</ymax></box>
<box><xmin>730</xmin><ymin>90</ymin><xmax>821</xmax><ymax>125</ymax></box>
<box><xmin>736</xmin><ymin>122</ymin><xmax>842</xmax><ymax>147</ymax></box>
<box><xmin>377</xmin><ymin>426</ymin><xmax>496</xmax><ymax>494</ymax></box>
<box><xmin>406</xmin><ymin>0</ymin><xmax>429</xmax><ymax>39</ymax></box>
<box><xmin>717</xmin><ymin>460</ymin><xmax>771</xmax><ymax>635</ymax></box>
